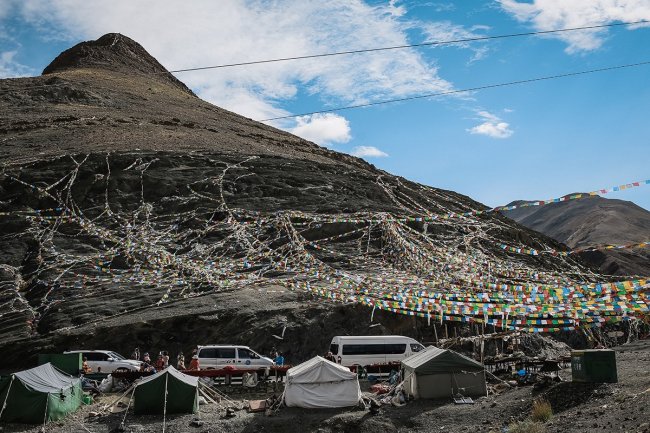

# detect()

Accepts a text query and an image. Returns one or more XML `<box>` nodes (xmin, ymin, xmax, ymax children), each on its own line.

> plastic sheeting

<box><xmin>14</xmin><ymin>363</ymin><xmax>79</xmax><ymax>393</ymax></box>
<box><xmin>284</xmin><ymin>356</ymin><xmax>361</xmax><ymax>408</ymax></box>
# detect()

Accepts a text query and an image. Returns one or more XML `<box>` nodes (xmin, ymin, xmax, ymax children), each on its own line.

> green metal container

<box><xmin>38</xmin><ymin>353</ymin><xmax>83</xmax><ymax>376</ymax></box>
<box><xmin>571</xmin><ymin>349</ymin><xmax>617</xmax><ymax>383</ymax></box>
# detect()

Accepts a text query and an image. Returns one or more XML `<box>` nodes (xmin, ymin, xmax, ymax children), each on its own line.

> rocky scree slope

<box><xmin>0</xmin><ymin>34</ymin><xmax>599</xmax><ymax>370</ymax></box>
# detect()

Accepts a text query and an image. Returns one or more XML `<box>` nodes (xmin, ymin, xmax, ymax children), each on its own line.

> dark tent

<box><xmin>0</xmin><ymin>363</ymin><xmax>82</xmax><ymax>423</ymax></box>
<box><xmin>38</xmin><ymin>353</ymin><xmax>82</xmax><ymax>376</ymax></box>
<box><xmin>133</xmin><ymin>367</ymin><xmax>198</xmax><ymax>415</ymax></box>
<box><xmin>401</xmin><ymin>346</ymin><xmax>486</xmax><ymax>399</ymax></box>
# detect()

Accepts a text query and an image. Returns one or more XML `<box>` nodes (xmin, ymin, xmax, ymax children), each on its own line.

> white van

<box><xmin>63</xmin><ymin>350</ymin><xmax>142</xmax><ymax>373</ymax></box>
<box><xmin>329</xmin><ymin>336</ymin><xmax>425</xmax><ymax>367</ymax></box>
<box><xmin>197</xmin><ymin>345</ymin><xmax>274</xmax><ymax>370</ymax></box>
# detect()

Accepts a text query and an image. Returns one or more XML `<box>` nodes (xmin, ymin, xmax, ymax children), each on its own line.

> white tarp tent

<box><xmin>283</xmin><ymin>356</ymin><xmax>361</xmax><ymax>408</ymax></box>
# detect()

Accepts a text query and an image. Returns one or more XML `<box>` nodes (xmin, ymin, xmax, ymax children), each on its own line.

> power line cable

<box><xmin>259</xmin><ymin>60</ymin><xmax>650</xmax><ymax>121</ymax></box>
<box><xmin>1</xmin><ymin>20</ymin><xmax>646</xmax><ymax>95</ymax></box>
<box><xmin>168</xmin><ymin>20</ymin><xmax>648</xmax><ymax>73</ymax></box>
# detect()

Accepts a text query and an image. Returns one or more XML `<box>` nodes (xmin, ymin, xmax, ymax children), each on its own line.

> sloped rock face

<box><xmin>0</xmin><ymin>33</ymin><xmax>368</xmax><ymax>169</ymax></box>
<box><xmin>0</xmin><ymin>151</ymin><xmax>592</xmax><ymax>369</ymax></box>
<box><xmin>503</xmin><ymin>196</ymin><xmax>650</xmax><ymax>276</ymax></box>
<box><xmin>42</xmin><ymin>33</ymin><xmax>194</xmax><ymax>95</ymax></box>
<box><xmin>0</xmin><ymin>34</ymin><xmax>602</xmax><ymax>370</ymax></box>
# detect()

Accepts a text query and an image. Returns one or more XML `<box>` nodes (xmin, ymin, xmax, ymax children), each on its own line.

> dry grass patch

<box><xmin>531</xmin><ymin>398</ymin><xmax>553</xmax><ymax>423</ymax></box>
<box><xmin>508</xmin><ymin>419</ymin><xmax>547</xmax><ymax>433</ymax></box>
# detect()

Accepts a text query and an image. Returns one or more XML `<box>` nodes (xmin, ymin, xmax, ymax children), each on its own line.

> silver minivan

<box><xmin>63</xmin><ymin>350</ymin><xmax>142</xmax><ymax>373</ymax></box>
<box><xmin>197</xmin><ymin>345</ymin><xmax>273</xmax><ymax>370</ymax></box>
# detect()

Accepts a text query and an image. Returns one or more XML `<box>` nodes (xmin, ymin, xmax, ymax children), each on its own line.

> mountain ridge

<box><xmin>502</xmin><ymin>194</ymin><xmax>650</xmax><ymax>276</ymax></box>
<box><xmin>42</xmin><ymin>33</ymin><xmax>195</xmax><ymax>95</ymax></box>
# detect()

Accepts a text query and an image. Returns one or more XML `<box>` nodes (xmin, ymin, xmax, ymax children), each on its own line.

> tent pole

<box><xmin>105</xmin><ymin>383</ymin><xmax>135</xmax><ymax>412</ymax></box>
<box><xmin>42</xmin><ymin>389</ymin><xmax>50</xmax><ymax>429</ymax></box>
<box><xmin>0</xmin><ymin>375</ymin><xmax>15</xmax><ymax>421</ymax></box>
<box><xmin>119</xmin><ymin>386</ymin><xmax>136</xmax><ymax>430</ymax></box>
<box><xmin>196</xmin><ymin>383</ymin><xmax>201</xmax><ymax>422</ymax></box>
<box><xmin>162</xmin><ymin>373</ymin><xmax>169</xmax><ymax>433</ymax></box>
<box><xmin>198</xmin><ymin>385</ymin><xmax>218</xmax><ymax>405</ymax></box>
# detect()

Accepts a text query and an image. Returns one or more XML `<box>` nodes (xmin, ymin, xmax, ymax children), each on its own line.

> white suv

<box><xmin>64</xmin><ymin>350</ymin><xmax>142</xmax><ymax>373</ymax></box>
<box><xmin>197</xmin><ymin>345</ymin><xmax>274</xmax><ymax>370</ymax></box>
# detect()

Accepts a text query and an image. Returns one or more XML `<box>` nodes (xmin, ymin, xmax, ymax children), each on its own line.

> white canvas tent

<box><xmin>283</xmin><ymin>356</ymin><xmax>361</xmax><ymax>408</ymax></box>
<box><xmin>401</xmin><ymin>346</ymin><xmax>486</xmax><ymax>399</ymax></box>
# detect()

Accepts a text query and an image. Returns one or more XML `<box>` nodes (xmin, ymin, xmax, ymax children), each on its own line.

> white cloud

<box><xmin>417</xmin><ymin>20</ymin><xmax>491</xmax><ymax>62</ymax></box>
<box><xmin>350</xmin><ymin>145</ymin><xmax>389</xmax><ymax>158</ymax></box>
<box><xmin>0</xmin><ymin>1</ymin><xmax>16</xmax><ymax>20</ymax></box>
<box><xmin>289</xmin><ymin>113</ymin><xmax>351</xmax><ymax>146</ymax></box>
<box><xmin>0</xmin><ymin>50</ymin><xmax>34</xmax><ymax>78</ymax></box>
<box><xmin>10</xmin><ymin>0</ymin><xmax>455</xmax><ymax>121</ymax></box>
<box><xmin>468</xmin><ymin>110</ymin><xmax>513</xmax><ymax>139</ymax></box>
<box><xmin>387</xmin><ymin>0</ymin><xmax>407</xmax><ymax>17</ymax></box>
<box><xmin>431</xmin><ymin>3</ymin><xmax>455</xmax><ymax>13</ymax></box>
<box><xmin>411</xmin><ymin>2</ymin><xmax>455</xmax><ymax>13</ymax></box>
<box><xmin>499</xmin><ymin>0</ymin><xmax>650</xmax><ymax>53</ymax></box>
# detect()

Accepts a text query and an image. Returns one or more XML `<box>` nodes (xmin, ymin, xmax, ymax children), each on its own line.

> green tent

<box><xmin>401</xmin><ymin>346</ymin><xmax>487</xmax><ymax>399</ymax></box>
<box><xmin>0</xmin><ymin>363</ymin><xmax>82</xmax><ymax>423</ymax></box>
<box><xmin>38</xmin><ymin>353</ymin><xmax>83</xmax><ymax>376</ymax></box>
<box><xmin>133</xmin><ymin>367</ymin><xmax>198</xmax><ymax>415</ymax></box>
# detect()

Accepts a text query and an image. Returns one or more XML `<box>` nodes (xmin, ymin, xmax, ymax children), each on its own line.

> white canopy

<box><xmin>283</xmin><ymin>356</ymin><xmax>361</xmax><ymax>408</ymax></box>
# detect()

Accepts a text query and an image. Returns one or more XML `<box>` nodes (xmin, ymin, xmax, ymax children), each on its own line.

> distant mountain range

<box><xmin>502</xmin><ymin>195</ymin><xmax>650</xmax><ymax>276</ymax></box>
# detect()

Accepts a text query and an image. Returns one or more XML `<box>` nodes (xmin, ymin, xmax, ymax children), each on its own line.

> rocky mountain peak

<box><xmin>42</xmin><ymin>33</ymin><xmax>194</xmax><ymax>95</ymax></box>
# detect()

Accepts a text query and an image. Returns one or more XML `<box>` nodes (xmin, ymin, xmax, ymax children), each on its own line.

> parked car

<box><xmin>63</xmin><ymin>350</ymin><xmax>142</xmax><ymax>373</ymax></box>
<box><xmin>197</xmin><ymin>345</ymin><xmax>274</xmax><ymax>370</ymax></box>
<box><xmin>329</xmin><ymin>335</ymin><xmax>425</xmax><ymax>367</ymax></box>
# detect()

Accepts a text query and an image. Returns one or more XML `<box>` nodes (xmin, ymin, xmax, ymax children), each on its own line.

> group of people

<box><xmin>131</xmin><ymin>347</ymin><xmax>200</xmax><ymax>373</ymax></box>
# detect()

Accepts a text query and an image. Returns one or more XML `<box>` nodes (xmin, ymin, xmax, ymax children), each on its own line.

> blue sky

<box><xmin>1</xmin><ymin>0</ymin><xmax>649</xmax><ymax>210</ymax></box>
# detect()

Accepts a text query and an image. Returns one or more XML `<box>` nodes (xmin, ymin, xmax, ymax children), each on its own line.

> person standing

<box><xmin>176</xmin><ymin>353</ymin><xmax>186</xmax><ymax>370</ymax></box>
<box><xmin>82</xmin><ymin>357</ymin><xmax>92</xmax><ymax>374</ymax></box>
<box><xmin>155</xmin><ymin>353</ymin><xmax>165</xmax><ymax>371</ymax></box>
<box><xmin>188</xmin><ymin>355</ymin><xmax>200</xmax><ymax>371</ymax></box>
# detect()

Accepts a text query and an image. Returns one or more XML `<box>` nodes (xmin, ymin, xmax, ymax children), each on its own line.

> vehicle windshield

<box><xmin>410</xmin><ymin>343</ymin><xmax>425</xmax><ymax>353</ymax></box>
<box><xmin>238</xmin><ymin>348</ymin><xmax>260</xmax><ymax>359</ymax></box>
<box><xmin>109</xmin><ymin>351</ymin><xmax>126</xmax><ymax>360</ymax></box>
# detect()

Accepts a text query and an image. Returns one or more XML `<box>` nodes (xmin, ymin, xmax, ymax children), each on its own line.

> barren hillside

<box><xmin>503</xmin><ymin>195</ymin><xmax>650</xmax><ymax>276</ymax></box>
<box><xmin>0</xmin><ymin>34</ymin><xmax>634</xmax><ymax>370</ymax></box>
